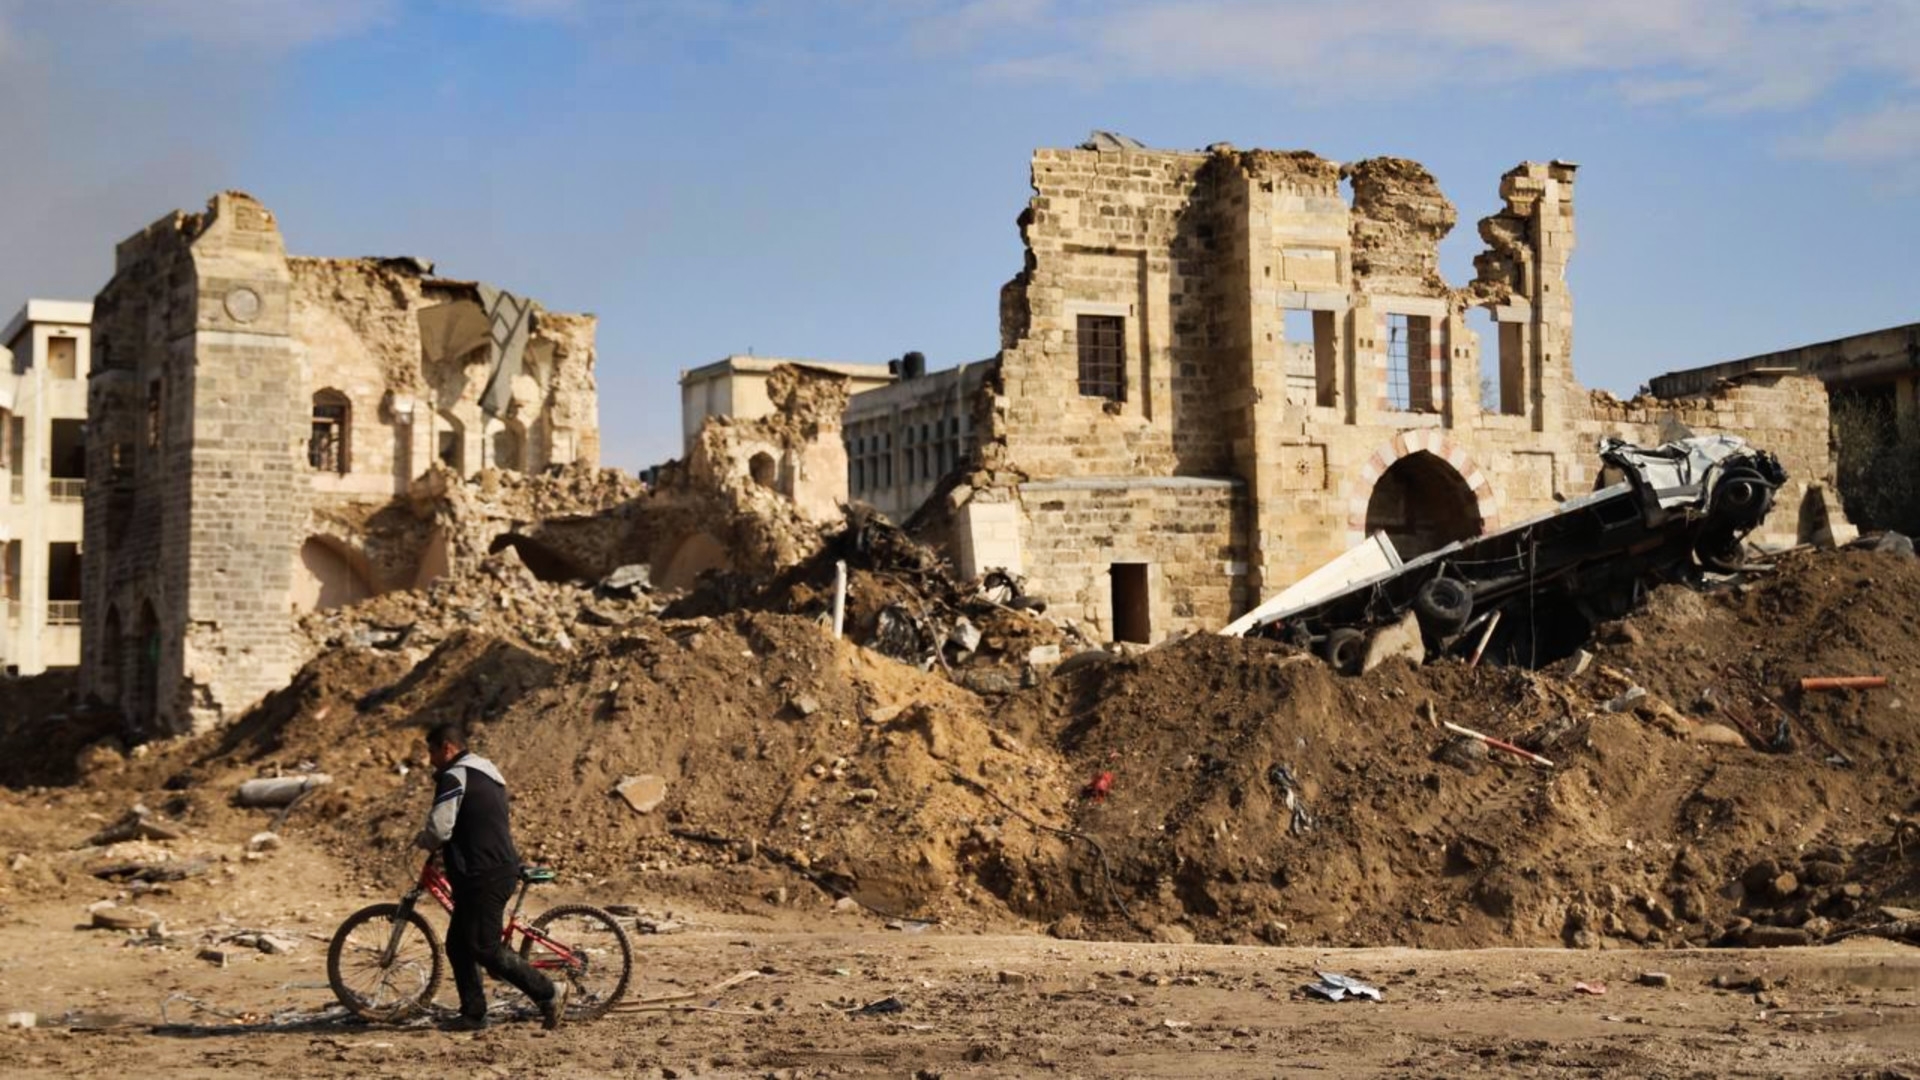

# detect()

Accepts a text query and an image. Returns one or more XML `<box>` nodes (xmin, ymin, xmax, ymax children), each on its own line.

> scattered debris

<box><xmin>1799</xmin><ymin>676</ymin><xmax>1886</xmax><ymax>691</ymax></box>
<box><xmin>1441</xmin><ymin>721</ymin><xmax>1554</xmax><ymax>768</ymax></box>
<box><xmin>1574</xmin><ymin>981</ymin><xmax>1608</xmax><ymax>996</ymax></box>
<box><xmin>235</xmin><ymin>775</ymin><xmax>332</xmax><ymax>809</ymax></box>
<box><xmin>1638</xmin><ymin>972</ymin><xmax>1672</xmax><ymax>988</ymax></box>
<box><xmin>86</xmin><ymin>809</ymin><xmax>185</xmax><ymax>847</ymax></box>
<box><xmin>1303</xmin><ymin>972</ymin><xmax>1383</xmax><ymax>1003</ymax></box>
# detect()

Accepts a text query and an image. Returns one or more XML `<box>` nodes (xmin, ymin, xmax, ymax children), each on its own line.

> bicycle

<box><xmin>327</xmin><ymin>857</ymin><xmax>633</xmax><ymax>1023</ymax></box>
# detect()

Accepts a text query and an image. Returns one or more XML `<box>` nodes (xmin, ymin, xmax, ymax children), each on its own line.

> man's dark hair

<box><xmin>425</xmin><ymin>722</ymin><xmax>468</xmax><ymax>752</ymax></box>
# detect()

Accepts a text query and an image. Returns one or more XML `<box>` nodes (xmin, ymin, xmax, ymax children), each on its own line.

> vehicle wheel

<box><xmin>1712</xmin><ymin>470</ymin><xmax>1773</xmax><ymax>528</ymax></box>
<box><xmin>520</xmin><ymin>904</ymin><xmax>634</xmax><ymax>1020</ymax></box>
<box><xmin>1695</xmin><ymin>533</ymin><xmax>1745</xmax><ymax>573</ymax></box>
<box><xmin>1413</xmin><ymin>578</ymin><xmax>1473</xmax><ymax>633</ymax></box>
<box><xmin>1321</xmin><ymin>628</ymin><xmax>1367</xmax><ymax>676</ymax></box>
<box><xmin>328</xmin><ymin>903</ymin><xmax>444</xmax><ymax>1022</ymax></box>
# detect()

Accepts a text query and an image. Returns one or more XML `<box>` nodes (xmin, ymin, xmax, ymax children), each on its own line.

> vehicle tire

<box><xmin>1413</xmin><ymin>578</ymin><xmax>1473</xmax><ymax>633</ymax></box>
<box><xmin>1695</xmin><ymin>533</ymin><xmax>1745</xmax><ymax>574</ymax></box>
<box><xmin>328</xmin><ymin>903</ymin><xmax>444</xmax><ymax>1022</ymax></box>
<box><xmin>520</xmin><ymin>904</ymin><xmax>634</xmax><ymax>1020</ymax></box>
<box><xmin>1321</xmin><ymin>628</ymin><xmax>1367</xmax><ymax>676</ymax></box>
<box><xmin>1712</xmin><ymin>469</ymin><xmax>1773</xmax><ymax>528</ymax></box>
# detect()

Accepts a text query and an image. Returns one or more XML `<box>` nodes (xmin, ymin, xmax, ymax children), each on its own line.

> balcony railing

<box><xmin>49</xmin><ymin>477</ymin><xmax>85</xmax><ymax>502</ymax></box>
<box><xmin>46</xmin><ymin>601</ymin><xmax>81</xmax><ymax>627</ymax></box>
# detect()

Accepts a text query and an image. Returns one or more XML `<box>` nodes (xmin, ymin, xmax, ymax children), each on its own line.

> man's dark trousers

<box><xmin>446</xmin><ymin>866</ymin><xmax>555</xmax><ymax>1019</ymax></box>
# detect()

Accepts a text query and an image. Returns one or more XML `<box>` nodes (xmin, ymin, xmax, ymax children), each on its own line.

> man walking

<box><xmin>417</xmin><ymin>722</ymin><xmax>568</xmax><ymax>1031</ymax></box>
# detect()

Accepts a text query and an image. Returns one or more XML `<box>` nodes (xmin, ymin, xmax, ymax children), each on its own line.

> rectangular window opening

<box><xmin>1076</xmin><ymin>314</ymin><xmax>1126</xmax><ymax>403</ymax></box>
<box><xmin>1110</xmin><ymin>563</ymin><xmax>1151</xmax><ymax>645</ymax></box>
<box><xmin>309</xmin><ymin>404</ymin><xmax>348</xmax><ymax>473</ymax></box>
<box><xmin>47</xmin><ymin>542</ymin><xmax>81</xmax><ymax>602</ymax></box>
<box><xmin>1284</xmin><ymin>309</ymin><xmax>1339</xmax><ymax>408</ymax></box>
<box><xmin>1498</xmin><ymin>321</ymin><xmax>1526</xmax><ymax>417</ymax></box>
<box><xmin>1386</xmin><ymin>313</ymin><xmax>1438</xmax><ymax>413</ymax></box>
<box><xmin>47</xmin><ymin>336</ymin><xmax>77</xmax><ymax>380</ymax></box>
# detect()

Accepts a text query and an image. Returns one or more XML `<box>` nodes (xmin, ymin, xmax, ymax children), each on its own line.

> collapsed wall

<box><xmin>84</xmin><ymin>191</ymin><xmax>604</xmax><ymax>735</ymax></box>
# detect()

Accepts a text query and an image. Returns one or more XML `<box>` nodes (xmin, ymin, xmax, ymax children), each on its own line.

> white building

<box><xmin>1</xmin><ymin>300</ymin><xmax>91</xmax><ymax>675</ymax></box>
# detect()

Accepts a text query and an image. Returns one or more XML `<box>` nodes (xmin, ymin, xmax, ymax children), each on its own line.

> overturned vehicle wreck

<box><xmin>1228</xmin><ymin>437</ymin><xmax>1787</xmax><ymax>671</ymax></box>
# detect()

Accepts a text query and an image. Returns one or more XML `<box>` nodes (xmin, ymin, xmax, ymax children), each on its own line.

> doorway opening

<box><xmin>1365</xmin><ymin>451</ymin><xmax>1483</xmax><ymax>559</ymax></box>
<box><xmin>1110</xmin><ymin>563</ymin><xmax>1151</xmax><ymax>644</ymax></box>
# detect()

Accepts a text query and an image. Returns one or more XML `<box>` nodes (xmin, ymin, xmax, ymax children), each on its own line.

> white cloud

<box><xmin>88</xmin><ymin>0</ymin><xmax>394</xmax><ymax>49</ymax></box>
<box><xmin>1787</xmin><ymin>102</ymin><xmax>1920</xmax><ymax>165</ymax></box>
<box><xmin>961</xmin><ymin>0</ymin><xmax>1919</xmax><ymax>110</ymax></box>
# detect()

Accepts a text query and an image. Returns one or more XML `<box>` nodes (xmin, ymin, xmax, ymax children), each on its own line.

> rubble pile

<box><xmin>671</xmin><ymin>506</ymin><xmax>1091</xmax><ymax>693</ymax></box>
<box><xmin>52</xmin><ymin>547</ymin><xmax>1920</xmax><ymax>952</ymax></box>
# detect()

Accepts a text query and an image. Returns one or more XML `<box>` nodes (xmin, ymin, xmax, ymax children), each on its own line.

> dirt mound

<box><xmin>64</xmin><ymin>548</ymin><xmax>1920</xmax><ymax>951</ymax></box>
<box><xmin>998</xmin><ymin>548</ymin><xmax>1920</xmax><ymax>947</ymax></box>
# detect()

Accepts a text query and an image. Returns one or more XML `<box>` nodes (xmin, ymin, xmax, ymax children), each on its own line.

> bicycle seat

<box><xmin>520</xmin><ymin>866</ymin><xmax>557</xmax><ymax>884</ymax></box>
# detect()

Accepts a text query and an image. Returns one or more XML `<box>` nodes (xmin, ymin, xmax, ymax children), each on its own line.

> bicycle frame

<box><xmin>380</xmin><ymin>859</ymin><xmax>590</xmax><ymax>978</ymax></box>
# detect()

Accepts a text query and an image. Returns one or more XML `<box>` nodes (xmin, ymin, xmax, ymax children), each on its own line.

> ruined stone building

<box><xmin>0</xmin><ymin>300</ymin><xmax>92</xmax><ymax>675</ymax></box>
<box><xmin>82</xmin><ymin>191</ymin><xmax>600</xmax><ymax>733</ymax></box>
<box><xmin>1652</xmin><ymin>322</ymin><xmax>1920</xmax><ymax>535</ymax></box>
<box><xmin>867</xmin><ymin>139</ymin><xmax>1842</xmax><ymax>643</ymax></box>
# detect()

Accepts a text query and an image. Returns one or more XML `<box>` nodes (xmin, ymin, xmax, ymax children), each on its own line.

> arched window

<box><xmin>309</xmin><ymin>390</ymin><xmax>351</xmax><ymax>474</ymax></box>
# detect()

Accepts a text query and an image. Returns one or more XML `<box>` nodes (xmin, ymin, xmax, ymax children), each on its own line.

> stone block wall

<box><xmin>1012</xmin><ymin>479</ymin><xmax>1248</xmax><ymax>639</ymax></box>
<box><xmin>955</xmin><ymin>141</ymin><xmax>1842</xmax><ymax>644</ymax></box>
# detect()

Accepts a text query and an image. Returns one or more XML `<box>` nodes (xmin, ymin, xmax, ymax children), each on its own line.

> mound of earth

<box><xmin>63</xmin><ymin>548</ymin><xmax>1920</xmax><ymax>952</ymax></box>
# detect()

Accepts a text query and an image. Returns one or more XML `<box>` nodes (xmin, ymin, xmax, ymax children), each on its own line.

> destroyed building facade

<box><xmin>1</xmin><ymin>300</ymin><xmax>93</xmax><ymax>675</ymax></box>
<box><xmin>82</xmin><ymin>192</ymin><xmax>600</xmax><ymax>733</ymax></box>
<box><xmin>934</xmin><ymin>142</ymin><xmax>1839</xmax><ymax>643</ymax></box>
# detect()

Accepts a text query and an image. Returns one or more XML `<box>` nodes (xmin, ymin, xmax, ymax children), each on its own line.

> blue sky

<box><xmin>2</xmin><ymin>0</ymin><xmax>1915</xmax><ymax>470</ymax></box>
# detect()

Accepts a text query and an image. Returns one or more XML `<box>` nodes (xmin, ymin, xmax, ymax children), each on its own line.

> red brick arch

<box><xmin>1345</xmin><ymin>432</ymin><xmax>1503</xmax><ymax>543</ymax></box>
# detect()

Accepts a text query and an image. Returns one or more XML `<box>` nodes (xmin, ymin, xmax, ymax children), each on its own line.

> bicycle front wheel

<box><xmin>328</xmin><ymin>902</ymin><xmax>444</xmax><ymax>1022</ymax></box>
<box><xmin>519</xmin><ymin>903</ymin><xmax>634</xmax><ymax>1019</ymax></box>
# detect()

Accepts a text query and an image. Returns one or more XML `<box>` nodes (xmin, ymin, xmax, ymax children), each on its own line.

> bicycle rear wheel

<box><xmin>518</xmin><ymin>903</ymin><xmax>634</xmax><ymax>1019</ymax></box>
<box><xmin>328</xmin><ymin>902</ymin><xmax>444</xmax><ymax>1022</ymax></box>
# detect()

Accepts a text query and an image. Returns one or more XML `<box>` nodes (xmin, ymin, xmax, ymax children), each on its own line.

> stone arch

<box><xmin>655</xmin><ymin>531</ymin><xmax>730</xmax><ymax>592</ymax></box>
<box><xmin>1348</xmin><ymin>433</ymin><xmax>1502</xmax><ymax>555</ymax></box>
<box><xmin>293</xmin><ymin>535</ymin><xmax>377</xmax><ymax>612</ymax></box>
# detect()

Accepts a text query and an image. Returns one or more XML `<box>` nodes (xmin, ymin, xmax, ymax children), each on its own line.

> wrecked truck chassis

<box><xmin>1248</xmin><ymin>439</ymin><xmax>1786</xmax><ymax>672</ymax></box>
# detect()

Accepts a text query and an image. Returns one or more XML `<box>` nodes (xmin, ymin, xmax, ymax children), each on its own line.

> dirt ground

<box><xmin>1</xmin><ymin>830</ymin><xmax>1917</xmax><ymax>1079</ymax></box>
<box><xmin>5</xmin><ymin>545</ymin><xmax>1920</xmax><ymax>1075</ymax></box>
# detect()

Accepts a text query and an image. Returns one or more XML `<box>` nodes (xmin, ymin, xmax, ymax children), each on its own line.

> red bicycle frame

<box><xmin>383</xmin><ymin>858</ymin><xmax>585</xmax><ymax>975</ymax></box>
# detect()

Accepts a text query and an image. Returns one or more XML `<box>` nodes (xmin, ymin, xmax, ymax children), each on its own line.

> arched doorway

<box><xmin>1365</xmin><ymin>451</ymin><xmax>1484</xmax><ymax>559</ymax></box>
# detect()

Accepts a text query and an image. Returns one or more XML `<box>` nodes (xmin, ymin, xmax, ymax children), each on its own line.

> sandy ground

<box><xmin>2</xmin><ymin>836</ymin><xmax>1917</xmax><ymax>1079</ymax></box>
